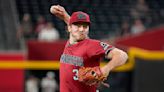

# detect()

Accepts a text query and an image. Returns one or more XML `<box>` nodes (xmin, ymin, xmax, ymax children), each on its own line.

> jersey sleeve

<box><xmin>87</xmin><ymin>40</ymin><xmax>114</xmax><ymax>58</ymax></box>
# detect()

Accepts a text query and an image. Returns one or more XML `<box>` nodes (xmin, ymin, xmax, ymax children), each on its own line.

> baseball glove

<box><xmin>78</xmin><ymin>66</ymin><xmax>107</xmax><ymax>86</ymax></box>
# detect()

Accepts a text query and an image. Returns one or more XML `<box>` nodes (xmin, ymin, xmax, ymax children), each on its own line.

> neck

<box><xmin>69</xmin><ymin>36</ymin><xmax>78</xmax><ymax>45</ymax></box>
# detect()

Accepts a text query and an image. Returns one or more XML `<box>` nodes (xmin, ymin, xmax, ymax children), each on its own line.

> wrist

<box><xmin>64</xmin><ymin>13</ymin><xmax>70</xmax><ymax>24</ymax></box>
<box><xmin>101</xmin><ymin>65</ymin><xmax>111</xmax><ymax>76</ymax></box>
<box><xmin>105</xmin><ymin>65</ymin><xmax>112</xmax><ymax>72</ymax></box>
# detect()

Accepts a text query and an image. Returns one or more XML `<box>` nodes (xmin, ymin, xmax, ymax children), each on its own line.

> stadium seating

<box><xmin>15</xmin><ymin>0</ymin><xmax>164</xmax><ymax>39</ymax></box>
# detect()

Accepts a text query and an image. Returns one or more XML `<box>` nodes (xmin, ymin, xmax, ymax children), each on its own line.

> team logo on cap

<box><xmin>77</xmin><ymin>13</ymin><xmax>86</xmax><ymax>20</ymax></box>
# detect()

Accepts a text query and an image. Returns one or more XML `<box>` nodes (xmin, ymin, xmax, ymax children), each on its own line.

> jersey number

<box><xmin>73</xmin><ymin>69</ymin><xmax>79</xmax><ymax>80</ymax></box>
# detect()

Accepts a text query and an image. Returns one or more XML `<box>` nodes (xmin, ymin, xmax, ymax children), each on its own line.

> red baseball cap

<box><xmin>69</xmin><ymin>11</ymin><xmax>91</xmax><ymax>24</ymax></box>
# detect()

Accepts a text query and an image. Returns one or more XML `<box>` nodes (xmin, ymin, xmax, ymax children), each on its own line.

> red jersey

<box><xmin>60</xmin><ymin>39</ymin><xmax>114</xmax><ymax>92</ymax></box>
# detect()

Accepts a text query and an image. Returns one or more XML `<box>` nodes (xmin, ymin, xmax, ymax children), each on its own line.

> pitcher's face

<box><xmin>68</xmin><ymin>23</ymin><xmax>89</xmax><ymax>41</ymax></box>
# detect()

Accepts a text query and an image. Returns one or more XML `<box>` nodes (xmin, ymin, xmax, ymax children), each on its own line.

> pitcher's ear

<box><xmin>67</xmin><ymin>25</ymin><xmax>71</xmax><ymax>32</ymax></box>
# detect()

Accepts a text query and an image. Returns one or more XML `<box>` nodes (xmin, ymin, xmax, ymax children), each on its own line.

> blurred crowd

<box><xmin>16</xmin><ymin>14</ymin><xmax>60</xmax><ymax>50</ymax></box>
<box><xmin>17</xmin><ymin>14</ymin><xmax>60</xmax><ymax>41</ymax></box>
<box><xmin>16</xmin><ymin>0</ymin><xmax>162</xmax><ymax>43</ymax></box>
<box><xmin>119</xmin><ymin>0</ymin><xmax>149</xmax><ymax>37</ymax></box>
<box><xmin>25</xmin><ymin>71</ymin><xmax>59</xmax><ymax>92</ymax></box>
